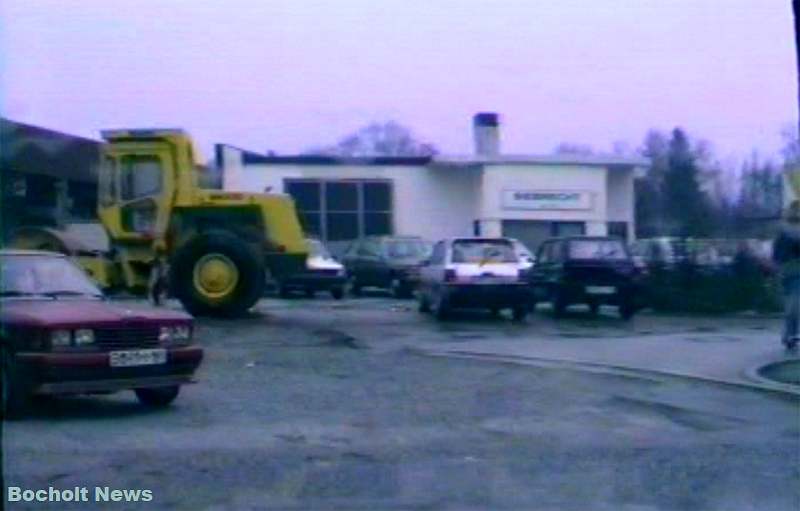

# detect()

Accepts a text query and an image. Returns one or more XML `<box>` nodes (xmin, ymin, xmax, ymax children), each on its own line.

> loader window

<box><xmin>120</xmin><ymin>156</ymin><xmax>163</xmax><ymax>200</ymax></box>
<box><xmin>99</xmin><ymin>157</ymin><xmax>117</xmax><ymax>206</ymax></box>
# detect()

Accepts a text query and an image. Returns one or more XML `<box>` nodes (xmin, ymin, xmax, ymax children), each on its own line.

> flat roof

<box><xmin>217</xmin><ymin>143</ymin><xmax>648</xmax><ymax>169</ymax></box>
<box><xmin>431</xmin><ymin>153</ymin><xmax>650</xmax><ymax>168</ymax></box>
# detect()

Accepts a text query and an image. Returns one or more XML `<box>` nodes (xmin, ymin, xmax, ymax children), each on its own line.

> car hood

<box><xmin>0</xmin><ymin>299</ymin><xmax>191</xmax><ymax>328</ymax></box>
<box><xmin>307</xmin><ymin>256</ymin><xmax>344</xmax><ymax>271</ymax></box>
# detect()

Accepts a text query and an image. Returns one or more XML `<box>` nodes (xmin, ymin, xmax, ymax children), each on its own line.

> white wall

<box><xmin>223</xmin><ymin>155</ymin><xmax>480</xmax><ymax>241</ymax></box>
<box><xmin>222</xmin><ymin>147</ymin><xmax>636</xmax><ymax>242</ymax></box>
<box><xmin>606</xmin><ymin>166</ymin><xmax>636</xmax><ymax>239</ymax></box>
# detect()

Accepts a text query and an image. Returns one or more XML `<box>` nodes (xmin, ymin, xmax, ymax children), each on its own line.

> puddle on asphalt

<box><xmin>758</xmin><ymin>360</ymin><xmax>800</xmax><ymax>385</ymax></box>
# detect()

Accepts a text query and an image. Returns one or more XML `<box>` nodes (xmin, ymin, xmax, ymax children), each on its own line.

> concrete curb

<box><xmin>410</xmin><ymin>347</ymin><xmax>800</xmax><ymax>398</ymax></box>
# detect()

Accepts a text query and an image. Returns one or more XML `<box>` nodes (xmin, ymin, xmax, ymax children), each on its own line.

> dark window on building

<box><xmin>68</xmin><ymin>181</ymin><xmax>98</xmax><ymax>220</ymax></box>
<box><xmin>364</xmin><ymin>182</ymin><xmax>391</xmax><ymax>211</ymax></box>
<box><xmin>326</xmin><ymin>212</ymin><xmax>359</xmax><ymax>241</ymax></box>
<box><xmin>552</xmin><ymin>222</ymin><xmax>585</xmax><ymax>237</ymax></box>
<box><xmin>608</xmin><ymin>221</ymin><xmax>628</xmax><ymax>241</ymax></box>
<box><xmin>286</xmin><ymin>181</ymin><xmax>321</xmax><ymax>211</ymax></box>
<box><xmin>326</xmin><ymin>182</ymin><xmax>358</xmax><ymax>211</ymax></box>
<box><xmin>284</xmin><ymin>179</ymin><xmax>392</xmax><ymax>242</ymax></box>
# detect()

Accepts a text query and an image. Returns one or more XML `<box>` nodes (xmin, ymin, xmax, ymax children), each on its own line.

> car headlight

<box><xmin>159</xmin><ymin>324</ymin><xmax>192</xmax><ymax>345</ymax></box>
<box><xmin>51</xmin><ymin>329</ymin><xmax>72</xmax><ymax>348</ymax></box>
<box><xmin>173</xmin><ymin>324</ymin><xmax>192</xmax><ymax>342</ymax></box>
<box><xmin>74</xmin><ymin>329</ymin><xmax>95</xmax><ymax>346</ymax></box>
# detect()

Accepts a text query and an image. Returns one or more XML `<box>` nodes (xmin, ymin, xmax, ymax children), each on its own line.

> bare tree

<box><xmin>308</xmin><ymin>121</ymin><xmax>438</xmax><ymax>157</ymax></box>
<box><xmin>553</xmin><ymin>142</ymin><xmax>594</xmax><ymax>156</ymax></box>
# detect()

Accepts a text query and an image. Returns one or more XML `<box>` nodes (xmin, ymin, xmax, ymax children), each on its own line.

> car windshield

<box><xmin>451</xmin><ymin>240</ymin><xmax>518</xmax><ymax>264</ymax></box>
<box><xmin>307</xmin><ymin>239</ymin><xmax>332</xmax><ymax>259</ymax></box>
<box><xmin>568</xmin><ymin>239</ymin><xmax>628</xmax><ymax>261</ymax></box>
<box><xmin>0</xmin><ymin>254</ymin><xmax>103</xmax><ymax>298</ymax></box>
<box><xmin>513</xmin><ymin>241</ymin><xmax>534</xmax><ymax>259</ymax></box>
<box><xmin>384</xmin><ymin>239</ymin><xmax>430</xmax><ymax>260</ymax></box>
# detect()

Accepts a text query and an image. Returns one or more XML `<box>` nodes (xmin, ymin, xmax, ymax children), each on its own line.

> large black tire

<box><xmin>170</xmin><ymin>230</ymin><xmax>265</xmax><ymax>317</ymax></box>
<box><xmin>1</xmin><ymin>348</ymin><xmax>27</xmax><ymax>420</ymax></box>
<box><xmin>588</xmin><ymin>300</ymin><xmax>600</xmax><ymax>317</ymax></box>
<box><xmin>135</xmin><ymin>386</ymin><xmax>180</xmax><ymax>408</ymax></box>
<box><xmin>331</xmin><ymin>287</ymin><xmax>344</xmax><ymax>300</ymax></box>
<box><xmin>512</xmin><ymin>306</ymin><xmax>528</xmax><ymax>322</ymax></box>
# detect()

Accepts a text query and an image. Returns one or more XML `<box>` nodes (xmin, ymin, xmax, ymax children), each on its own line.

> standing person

<box><xmin>772</xmin><ymin>200</ymin><xmax>800</xmax><ymax>350</ymax></box>
<box><xmin>148</xmin><ymin>251</ymin><xmax>168</xmax><ymax>307</ymax></box>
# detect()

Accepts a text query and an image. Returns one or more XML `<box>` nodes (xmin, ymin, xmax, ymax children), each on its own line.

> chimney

<box><xmin>473</xmin><ymin>112</ymin><xmax>500</xmax><ymax>156</ymax></box>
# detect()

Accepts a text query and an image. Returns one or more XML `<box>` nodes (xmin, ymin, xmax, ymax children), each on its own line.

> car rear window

<box><xmin>385</xmin><ymin>240</ymin><xmax>430</xmax><ymax>259</ymax></box>
<box><xmin>568</xmin><ymin>239</ymin><xmax>628</xmax><ymax>261</ymax></box>
<box><xmin>451</xmin><ymin>240</ymin><xmax>517</xmax><ymax>264</ymax></box>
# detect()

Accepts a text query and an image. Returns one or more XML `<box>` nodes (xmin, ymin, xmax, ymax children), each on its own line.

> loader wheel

<box><xmin>170</xmin><ymin>231</ymin><xmax>265</xmax><ymax>317</ymax></box>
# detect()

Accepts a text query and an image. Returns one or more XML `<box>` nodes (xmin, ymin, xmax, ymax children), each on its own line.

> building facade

<box><xmin>219</xmin><ymin>114</ymin><xmax>648</xmax><ymax>253</ymax></box>
<box><xmin>0</xmin><ymin>118</ymin><xmax>102</xmax><ymax>241</ymax></box>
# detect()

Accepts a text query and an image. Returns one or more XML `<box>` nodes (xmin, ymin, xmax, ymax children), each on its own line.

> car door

<box><xmin>341</xmin><ymin>240</ymin><xmax>362</xmax><ymax>279</ymax></box>
<box><xmin>531</xmin><ymin>241</ymin><xmax>555</xmax><ymax>300</ymax></box>
<box><xmin>356</xmin><ymin>239</ymin><xmax>383</xmax><ymax>286</ymax></box>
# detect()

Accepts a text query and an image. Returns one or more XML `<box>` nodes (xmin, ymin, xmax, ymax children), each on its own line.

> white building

<box><xmin>219</xmin><ymin>113</ymin><xmax>648</xmax><ymax>253</ymax></box>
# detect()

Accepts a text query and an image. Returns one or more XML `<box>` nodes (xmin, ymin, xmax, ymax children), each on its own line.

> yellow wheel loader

<box><xmin>10</xmin><ymin>129</ymin><xmax>308</xmax><ymax>317</ymax></box>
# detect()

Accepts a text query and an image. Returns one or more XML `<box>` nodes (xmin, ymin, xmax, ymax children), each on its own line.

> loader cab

<box><xmin>98</xmin><ymin>129</ymin><xmax>197</xmax><ymax>243</ymax></box>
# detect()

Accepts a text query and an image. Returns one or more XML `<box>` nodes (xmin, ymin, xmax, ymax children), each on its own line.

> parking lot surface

<box><xmin>4</xmin><ymin>295</ymin><xmax>799</xmax><ymax>510</ymax></box>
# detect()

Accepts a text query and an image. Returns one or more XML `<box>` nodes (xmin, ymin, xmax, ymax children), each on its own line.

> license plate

<box><xmin>586</xmin><ymin>286</ymin><xmax>616</xmax><ymax>295</ymax></box>
<box><xmin>109</xmin><ymin>349</ymin><xmax>167</xmax><ymax>367</ymax></box>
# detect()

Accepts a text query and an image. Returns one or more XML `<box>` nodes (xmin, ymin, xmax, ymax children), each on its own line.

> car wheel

<box><xmin>620</xmin><ymin>302</ymin><xmax>636</xmax><ymax>321</ymax></box>
<box><xmin>349</xmin><ymin>277</ymin><xmax>362</xmax><ymax>297</ymax></box>
<box><xmin>551</xmin><ymin>289</ymin><xmax>567</xmax><ymax>318</ymax></box>
<box><xmin>489</xmin><ymin>307</ymin><xmax>501</xmax><ymax>318</ymax></box>
<box><xmin>135</xmin><ymin>386</ymin><xmax>180</xmax><ymax>408</ymax></box>
<box><xmin>433</xmin><ymin>292</ymin><xmax>450</xmax><ymax>320</ymax></box>
<box><xmin>331</xmin><ymin>287</ymin><xmax>344</xmax><ymax>300</ymax></box>
<box><xmin>589</xmin><ymin>301</ymin><xmax>600</xmax><ymax>317</ymax></box>
<box><xmin>304</xmin><ymin>288</ymin><xmax>315</xmax><ymax>298</ymax></box>
<box><xmin>1</xmin><ymin>348</ymin><xmax>27</xmax><ymax>420</ymax></box>
<box><xmin>418</xmin><ymin>290</ymin><xmax>431</xmax><ymax>313</ymax></box>
<box><xmin>512</xmin><ymin>306</ymin><xmax>528</xmax><ymax>322</ymax></box>
<box><xmin>278</xmin><ymin>284</ymin><xmax>292</xmax><ymax>298</ymax></box>
<box><xmin>391</xmin><ymin>278</ymin><xmax>414</xmax><ymax>299</ymax></box>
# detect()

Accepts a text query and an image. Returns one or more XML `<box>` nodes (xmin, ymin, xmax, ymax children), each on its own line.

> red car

<box><xmin>1</xmin><ymin>250</ymin><xmax>203</xmax><ymax>418</ymax></box>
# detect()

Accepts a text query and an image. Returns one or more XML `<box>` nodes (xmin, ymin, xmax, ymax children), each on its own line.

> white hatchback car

<box><xmin>417</xmin><ymin>237</ymin><xmax>532</xmax><ymax>321</ymax></box>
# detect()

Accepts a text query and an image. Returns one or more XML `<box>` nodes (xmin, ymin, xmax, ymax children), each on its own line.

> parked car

<box><xmin>530</xmin><ymin>236</ymin><xmax>642</xmax><ymax>319</ymax></box>
<box><xmin>417</xmin><ymin>237</ymin><xmax>531</xmax><ymax>321</ymax></box>
<box><xmin>0</xmin><ymin>250</ymin><xmax>203</xmax><ymax>418</ymax></box>
<box><xmin>277</xmin><ymin>239</ymin><xmax>347</xmax><ymax>299</ymax></box>
<box><xmin>342</xmin><ymin>236</ymin><xmax>432</xmax><ymax>298</ymax></box>
<box><xmin>510</xmin><ymin>238</ymin><xmax>536</xmax><ymax>280</ymax></box>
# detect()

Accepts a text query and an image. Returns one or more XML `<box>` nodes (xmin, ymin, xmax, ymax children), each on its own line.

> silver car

<box><xmin>417</xmin><ymin>237</ymin><xmax>532</xmax><ymax>321</ymax></box>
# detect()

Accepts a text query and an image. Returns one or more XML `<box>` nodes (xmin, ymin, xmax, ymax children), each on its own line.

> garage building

<box><xmin>219</xmin><ymin>113</ymin><xmax>648</xmax><ymax>253</ymax></box>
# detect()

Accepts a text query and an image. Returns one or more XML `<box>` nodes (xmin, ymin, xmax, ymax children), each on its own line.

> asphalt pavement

<box><xmin>3</xmin><ymin>295</ymin><xmax>799</xmax><ymax>510</ymax></box>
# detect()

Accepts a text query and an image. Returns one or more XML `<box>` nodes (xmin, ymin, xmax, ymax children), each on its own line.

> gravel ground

<box><xmin>3</xmin><ymin>297</ymin><xmax>798</xmax><ymax>510</ymax></box>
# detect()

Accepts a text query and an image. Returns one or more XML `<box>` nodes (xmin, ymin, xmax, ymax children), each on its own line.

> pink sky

<box><xmin>1</xmin><ymin>0</ymin><xmax>796</xmax><ymax>163</ymax></box>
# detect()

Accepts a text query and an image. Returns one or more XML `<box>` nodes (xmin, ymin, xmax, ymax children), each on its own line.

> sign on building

<box><xmin>502</xmin><ymin>190</ymin><xmax>592</xmax><ymax>211</ymax></box>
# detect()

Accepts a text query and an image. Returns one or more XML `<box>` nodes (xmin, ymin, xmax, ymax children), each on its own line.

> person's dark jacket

<box><xmin>773</xmin><ymin>225</ymin><xmax>800</xmax><ymax>282</ymax></box>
